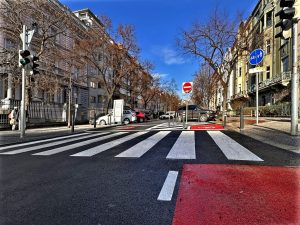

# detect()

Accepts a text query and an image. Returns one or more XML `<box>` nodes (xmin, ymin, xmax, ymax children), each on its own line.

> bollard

<box><xmin>94</xmin><ymin>111</ymin><xmax>96</xmax><ymax>128</ymax></box>
<box><xmin>71</xmin><ymin>111</ymin><xmax>75</xmax><ymax>133</ymax></box>
<box><xmin>240</xmin><ymin>107</ymin><xmax>244</xmax><ymax>130</ymax></box>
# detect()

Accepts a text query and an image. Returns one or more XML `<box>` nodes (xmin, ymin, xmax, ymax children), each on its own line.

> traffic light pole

<box><xmin>291</xmin><ymin>21</ymin><xmax>298</xmax><ymax>136</ymax></box>
<box><xmin>20</xmin><ymin>25</ymin><xmax>27</xmax><ymax>138</ymax></box>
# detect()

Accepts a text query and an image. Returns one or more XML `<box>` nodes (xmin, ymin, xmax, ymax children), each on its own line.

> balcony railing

<box><xmin>249</xmin><ymin>71</ymin><xmax>292</xmax><ymax>93</ymax></box>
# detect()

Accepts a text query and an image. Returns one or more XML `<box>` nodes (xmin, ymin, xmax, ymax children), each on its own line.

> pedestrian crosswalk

<box><xmin>146</xmin><ymin>122</ymin><xmax>184</xmax><ymax>130</ymax></box>
<box><xmin>0</xmin><ymin>131</ymin><xmax>264</xmax><ymax>162</ymax></box>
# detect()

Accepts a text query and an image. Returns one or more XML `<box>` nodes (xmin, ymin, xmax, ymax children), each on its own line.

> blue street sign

<box><xmin>249</xmin><ymin>49</ymin><xmax>264</xmax><ymax>65</ymax></box>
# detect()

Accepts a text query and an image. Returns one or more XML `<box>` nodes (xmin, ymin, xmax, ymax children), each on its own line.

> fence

<box><xmin>0</xmin><ymin>99</ymin><xmax>67</xmax><ymax>128</ymax></box>
<box><xmin>230</xmin><ymin>103</ymin><xmax>300</xmax><ymax>117</ymax></box>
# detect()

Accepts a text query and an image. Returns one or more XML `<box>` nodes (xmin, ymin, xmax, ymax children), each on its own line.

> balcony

<box><xmin>231</xmin><ymin>91</ymin><xmax>249</xmax><ymax>101</ymax></box>
<box><xmin>249</xmin><ymin>71</ymin><xmax>292</xmax><ymax>93</ymax></box>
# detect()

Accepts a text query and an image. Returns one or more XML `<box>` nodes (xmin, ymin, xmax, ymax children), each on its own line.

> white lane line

<box><xmin>71</xmin><ymin>132</ymin><xmax>148</xmax><ymax>157</ymax></box>
<box><xmin>115</xmin><ymin>131</ymin><xmax>170</xmax><ymax>158</ymax></box>
<box><xmin>166</xmin><ymin>131</ymin><xmax>195</xmax><ymax>159</ymax></box>
<box><xmin>158</xmin><ymin>171</ymin><xmax>178</xmax><ymax>201</ymax></box>
<box><xmin>0</xmin><ymin>133</ymin><xmax>102</xmax><ymax>155</ymax></box>
<box><xmin>0</xmin><ymin>133</ymin><xmax>88</xmax><ymax>152</ymax></box>
<box><xmin>207</xmin><ymin>131</ymin><xmax>263</xmax><ymax>161</ymax></box>
<box><xmin>146</xmin><ymin>123</ymin><xmax>166</xmax><ymax>130</ymax></box>
<box><xmin>32</xmin><ymin>132</ymin><xmax>123</xmax><ymax>156</ymax></box>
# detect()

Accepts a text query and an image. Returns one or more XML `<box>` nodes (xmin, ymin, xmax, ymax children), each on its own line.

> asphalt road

<box><xmin>0</xmin><ymin>120</ymin><xmax>299</xmax><ymax>225</ymax></box>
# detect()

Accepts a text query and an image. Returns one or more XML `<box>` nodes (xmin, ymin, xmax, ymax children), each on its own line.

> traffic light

<box><xmin>275</xmin><ymin>0</ymin><xmax>296</xmax><ymax>39</ymax></box>
<box><xmin>19</xmin><ymin>50</ymin><xmax>31</xmax><ymax>67</ymax></box>
<box><xmin>31</xmin><ymin>55</ymin><xmax>39</xmax><ymax>75</ymax></box>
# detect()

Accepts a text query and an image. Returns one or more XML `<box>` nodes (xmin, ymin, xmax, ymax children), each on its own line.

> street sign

<box><xmin>249</xmin><ymin>49</ymin><xmax>264</xmax><ymax>65</ymax></box>
<box><xmin>182</xmin><ymin>82</ymin><xmax>193</xmax><ymax>94</ymax></box>
<box><xmin>249</xmin><ymin>67</ymin><xmax>264</xmax><ymax>74</ymax></box>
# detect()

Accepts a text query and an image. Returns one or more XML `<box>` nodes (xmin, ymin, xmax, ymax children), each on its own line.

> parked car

<box><xmin>159</xmin><ymin>111</ymin><xmax>175</xmax><ymax>119</ymax></box>
<box><xmin>142</xmin><ymin>110</ymin><xmax>153</xmax><ymax>120</ymax></box>
<box><xmin>96</xmin><ymin>110</ymin><xmax>136</xmax><ymax>125</ymax></box>
<box><xmin>135</xmin><ymin>111</ymin><xmax>146</xmax><ymax>123</ymax></box>
<box><xmin>177</xmin><ymin>105</ymin><xmax>216</xmax><ymax>122</ymax></box>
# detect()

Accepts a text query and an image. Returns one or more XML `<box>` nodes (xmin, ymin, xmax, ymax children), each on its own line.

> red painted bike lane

<box><xmin>173</xmin><ymin>164</ymin><xmax>300</xmax><ymax>225</ymax></box>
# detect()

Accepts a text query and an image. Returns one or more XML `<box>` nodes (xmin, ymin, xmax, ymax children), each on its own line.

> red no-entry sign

<box><xmin>182</xmin><ymin>82</ymin><xmax>193</xmax><ymax>94</ymax></box>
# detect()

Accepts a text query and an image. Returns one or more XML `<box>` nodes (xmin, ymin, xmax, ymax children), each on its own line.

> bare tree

<box><xmin>192</xmin><ymin>63</ymin><xmax>216</xmax><ymax>108</ymax></box>
<box><xmin>160</xmin><ymin>78</ymin><xmax>179</xmax><ymax>111</ymax></box>
<box><xmin>177</xmin><ymin>8</ymin><xmax>250</xmax><ymax>116</ymax></box>
<box><xmin>77</xmin><ymin>21</ymin><xmax>140</xmax><ymax>113</ymax></box>
<box><xmin>0</xmin><ymin>0</ymin><xmax>83</xmax><ymax>103</ymax></box>
<box><xmin>136</xmin><ymin>65</ymin><xmax>160</xmax><ymax>110</ymax></box>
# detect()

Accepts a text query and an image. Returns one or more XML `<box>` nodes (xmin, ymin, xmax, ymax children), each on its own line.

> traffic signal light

<box><xmin>275</xmin><ymin>0</ymin><xmax>296</xmax><ymax>39</ymax></box>
<box><xmin>31</xmin><ymin>55</ymin><xmax>39</xmax><ymax>75</ymax></box>
<box><xmin>19</xmin><ymin>50</ymin><xmax>31</xmax><ymax>67</ymax></box>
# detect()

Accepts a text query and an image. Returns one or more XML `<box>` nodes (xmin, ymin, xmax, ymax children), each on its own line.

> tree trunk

<box><xmin>222</xmin><ymin>86</ymin><xmax>228</xmax><ymax>121</ymax></box>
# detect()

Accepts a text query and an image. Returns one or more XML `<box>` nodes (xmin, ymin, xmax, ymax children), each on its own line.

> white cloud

<box><xmin>161</xmin><ymin>47</ymin><xmax>185</xmax><ymax>65</ymax></box>
<box><xmin>152</xmin><ymin>73</ymin><xmax>168</xmax><ymax>79</ymax></box>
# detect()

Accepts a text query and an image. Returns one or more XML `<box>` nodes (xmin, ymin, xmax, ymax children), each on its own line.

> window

<box><xmin>238</xmin><ymin>84</ymin><xmax>241</xmax><ymax>93</ymax></box>
<box><xmin>188</xmin><ymin>105</ymin><xmax>196</xmax><ymax>110</ymax></box>
<box><xmin>266</xmin><ymin>66</ymin><xmax>270</xmax><ymax>79</ymax></box>
<box><xmin>90</xmin><ymin>81</ymin><xmax>96</xmax><ymax>88</ymax></box>
<box><xmin>97</xmin><ymin>95</ymin><xmax>102</xmax><ymax>103</ymax></box>
<box><xmin>266</xmin><ymin>40</ymin><xmax>271</xmax><ymax>54</ymax></box>
<box><xmin>282</xmin><ymin>57</ymin><xmax>289</xmax><ymax>72</ymax></box>
<box><xmin>90</xmin><ymin>96</ymin><xmax>96</xmax><ymax>103</ymax></box>
<box><xmin>239</xmin><ymin>67</ymin><xmax>242</xmax><ymax>77</ymax></box>
<box><xmin>260</xmin><ymin>16</ymin><xmax>264</xmax><ymax>32</ymax></box>
<box><xmin>98</xmin><ymin>82</ymin><xmax>101</xmax><ymax>88</ymax></box>
<box><xmin>4</xmin><ymin>38</ymin><xmax>16</xmax><ymax>49</ymax></box>
<box><xmin>266</xmin><ymin>11</ymin><xmax>272</xmax><ymax>27</ymax></box>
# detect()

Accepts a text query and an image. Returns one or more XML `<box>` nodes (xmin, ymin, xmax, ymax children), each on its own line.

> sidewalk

<box><xmin>225</xmin><ymin>117</ymin><xmax>300</xmax><ymax>154</ymax></box>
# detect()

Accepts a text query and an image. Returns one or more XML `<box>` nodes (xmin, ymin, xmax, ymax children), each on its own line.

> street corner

<box><xmin>172</xmin><ymin>164</ymin><xmax>300</xmax><ymax>225</ymax></box>
<box><xmin>189</xmin><ymin>124</ymin><xmax>224</xmax><ymax>130</ymax></box>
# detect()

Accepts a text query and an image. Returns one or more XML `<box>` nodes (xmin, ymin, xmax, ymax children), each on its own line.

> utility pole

<box><xmin>20</xmin><ymin>25</ymin><xmax>27</xmax><ymax>138</ymax></box>
<box><xmin>291</xmin><ymin>19</ymin><xmax>298</xmax><ymax>135</ymax></box>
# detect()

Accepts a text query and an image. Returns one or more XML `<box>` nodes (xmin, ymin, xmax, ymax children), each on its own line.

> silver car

<box><xmin>96</xmin><ymin>110</ymin><xmax>136</xmax><ymax>125</ymax></box>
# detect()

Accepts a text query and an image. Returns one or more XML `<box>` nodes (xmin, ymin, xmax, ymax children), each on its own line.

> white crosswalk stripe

<box><xmin>0</xmin><ymin>133</ymin><xmax>104</xmax><ymax>155</ymax></box>
<box><xmin>115</xmin><ymin>131</ymin><xmax>171</xmax><ymax>158</ymax></box>
<box><xmin>33</xmin><ymin>132</ymin><xmax>125</xmax><ymax>156</ymax></box>
<box><xmin>166</xmin><ymin>131</ymin><xmax>196</xmax><ymax>159</ymax></box>
<box><xmin>146</xmin><ymin>122</ymin><xmax>184</xmax><ymax>130</ymax></box>
<box><xmin>207</xmin><ymin>131</ymin><xmax>263</xmax><ymax>161</ymax></box>
<box><xmin>71</xmin><ymin>131</ymin><xmax>148</xmax><ymax>157</ymax></box>
<box><xmin>0</xmin><ymin>131</ymin><xmax>264</xmax><ymax>162</ymax></box>
<box><xmin>0</xmin><ymin>133</ymin><xmax>89</xmax><ymax>152</ymax></box>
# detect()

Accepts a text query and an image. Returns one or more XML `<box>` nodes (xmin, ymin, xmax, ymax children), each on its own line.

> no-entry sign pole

<box><xmin>182</xmin><ymin>82</ymin><xmax>193</xmax><ymax>129</ymax></box>
<box><xmin>249</xmin><ymin>68</ymin><xmax>264</xmax><ymax>125</ymax></box>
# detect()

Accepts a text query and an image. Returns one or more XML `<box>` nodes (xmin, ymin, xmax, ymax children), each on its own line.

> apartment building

<box><xmin>228</xmin><ymin>0</ymin><xmax>299</xmax><ymax>110</ymax></box>
<box><xmin>0</xmin><ymin>0</ymin><xmax>149</xmax><ymax>127</ymax></box>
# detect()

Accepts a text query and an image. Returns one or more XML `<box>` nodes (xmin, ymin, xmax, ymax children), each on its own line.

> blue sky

<box><xmin>61</xmin><ymin>0</ymin><xmax>258</xmax><ymax>95</ymax></box>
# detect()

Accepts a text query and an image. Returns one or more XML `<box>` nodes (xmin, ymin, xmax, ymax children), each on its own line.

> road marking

<box><xmin>115</xmin><ymin>131</ymin><xmax>170</xmax><ymax>158</ymax></box>
<box><xmin>158</xmin><ymin>171</ymin><xmax>178</xmax><ymax>201</ymax></box>
<box><xmin>207</xmin><ymin>131</ymin><xmax>263</xmax><ymax>161</ymax></box>
<box><xmin>32</xmin><ymin>132</ymin><xmax>124</xmax><ymax>156</ymax></box>
<box><xmin>0</xmin><ymin>133</ymin><xmax>102</xmax><ymax>155</ymax></box>
<box><xmin>71</xmin><ymin>132</ymin><xmax>148</xmax><ymax>157</ymax></box>
<box><xmin>166</xmin><ymin>131</ymin><xmax>196</xmax><ymax>159</ymax></box>
<box><xmin>0</xmin><ymin>133</ymin><xmax>88</xmax><ymax>152</ymax></box>
<box><xmin>146</xmin><ymin>123</ymin><xmax>183</xmax><ymax>130</ymax></box>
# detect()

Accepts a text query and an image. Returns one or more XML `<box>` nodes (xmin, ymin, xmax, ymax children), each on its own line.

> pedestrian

<box><xmin>9</xmin><ymin>107</ymin><xmax>19</xmax><ymax>130</ymax></box>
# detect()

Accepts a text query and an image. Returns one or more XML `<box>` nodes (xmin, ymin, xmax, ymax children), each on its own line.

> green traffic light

<box><xmin>20</xmin><ymin>58</ymin><xmax>30</xmax><ymax>66</ymax></box>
